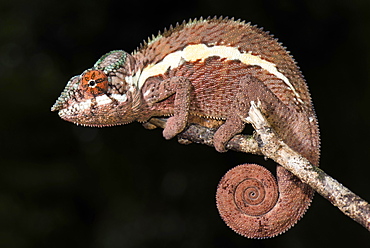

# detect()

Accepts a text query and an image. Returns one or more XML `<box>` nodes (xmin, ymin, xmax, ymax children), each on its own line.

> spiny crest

<box><xmin>131</xmin><ymin>16</ymin><xmax>299</xmax><ymax>71</ymax></box>
<box><xmin>133</xmin><ymin>16</ymin><xmax>252</xmax><ymax>55</ymax></box>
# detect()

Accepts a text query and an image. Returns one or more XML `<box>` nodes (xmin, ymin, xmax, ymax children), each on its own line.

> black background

<box><xmin>1</xmin><ymin>0</ymin><xmax>370</xmax><ymax>247</ymax></box>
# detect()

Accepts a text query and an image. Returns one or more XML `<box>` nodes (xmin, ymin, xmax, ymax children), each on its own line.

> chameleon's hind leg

<box><xmin>212</xmin><ymin>75</ymin><xmax>287</xmax><ymax>152</ymax></box>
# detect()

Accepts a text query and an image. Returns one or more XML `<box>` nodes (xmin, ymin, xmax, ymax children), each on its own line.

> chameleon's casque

<box><xmin>52</xmin><ymin>16</ymin><xmax>320</xmax><ymax>238</ymax></box>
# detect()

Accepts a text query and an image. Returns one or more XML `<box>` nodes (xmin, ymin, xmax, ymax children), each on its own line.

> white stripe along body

<box><xmin>51</xmin><ymin>17</ymin><xmax>320</xmax><ymax>238</ymax></box>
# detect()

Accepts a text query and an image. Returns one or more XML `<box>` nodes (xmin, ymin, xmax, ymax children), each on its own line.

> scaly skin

<box><xmin>51</xmin><ymin>17</ymin><xmax>320</xmax><ymax>238</ymax></box>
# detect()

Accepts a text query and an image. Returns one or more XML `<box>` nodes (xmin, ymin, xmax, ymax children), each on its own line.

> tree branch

<box><xmin>246</xmin><ymin>101</ymin><xmax>370</xmax><ymax>231</ymax></box>
<box><xmin>149</xmin><ymin>102</ymin><xmax>370</xmax><ymax>232</ymax></box>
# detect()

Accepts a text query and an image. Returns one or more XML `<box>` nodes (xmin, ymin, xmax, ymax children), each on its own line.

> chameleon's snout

<box><xmin>51</xmin><ymin>75</ymin><xmax>80</xmax><ymax>112</ymax></box>
<box><xmin>51</xmin><ymin>102</ymin><xmax>62</xmax><ymax>112</ymax></box>
<box><xmin>51</xmin><ymin>94</ymin><xmax>68</xmax><ymax>112</ymax></box>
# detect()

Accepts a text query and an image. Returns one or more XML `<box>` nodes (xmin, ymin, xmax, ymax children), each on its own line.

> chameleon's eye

<box><xmin>80</xmin><ymin>69</ymin><xmax>109</xmax><ymax>96</ymax></box>
<box><xmin>88</xmin><ymin>80</ymin><xmax>97</xmax><ymax>87</ymax></box>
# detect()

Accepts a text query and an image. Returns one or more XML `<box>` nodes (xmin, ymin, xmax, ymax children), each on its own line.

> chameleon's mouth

<box><xmin>58</xmin><ymin>109</ymin><xmax>129</xmax><ymax>128</ymax></box>
<box><xmin>57</xmin><ymin>108</ymin><xmax>100</xmax><ymax>127</ymax></box>
<box><xmin>55</xmin><ymin>97</ymin><xmax>135</xmax><ymax>128</ymax></box>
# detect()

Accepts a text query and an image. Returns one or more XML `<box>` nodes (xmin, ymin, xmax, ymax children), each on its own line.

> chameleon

<box><xmin>51</xmin><ymin>16</ymin><xmax>320</xmax><ymax>238</ymax></box>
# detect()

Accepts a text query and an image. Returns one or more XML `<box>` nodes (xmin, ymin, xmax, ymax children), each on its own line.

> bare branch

<box><xmin>148</xmin><ymin>102</ymin><xmax>370</xmax><ymax>231</ymax></box>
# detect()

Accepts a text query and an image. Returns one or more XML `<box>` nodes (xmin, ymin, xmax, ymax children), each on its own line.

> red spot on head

<box><xmin>79</xmin><ymin>69</ymin><xmax>109</xmax><ymax>97</ymax></box>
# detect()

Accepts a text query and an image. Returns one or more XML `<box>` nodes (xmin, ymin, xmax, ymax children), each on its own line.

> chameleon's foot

<box><xmin>213</xmin><ymin>138</ymin><xmax>228</xmax><ymax>153</ymax></box>
<box><xmin>163</xmin><ymin>116</ymin><xmax>186</xmax><ymax>140</ymax></box>
<box><xmin>213</xmin><ymin>114</ymin><xmax>245</xmax><ymax>153</ymax></box>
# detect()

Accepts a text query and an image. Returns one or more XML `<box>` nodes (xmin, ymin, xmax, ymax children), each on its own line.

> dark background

<box><xmin>1</xmin><ymin>0</ymin><xmax>370</xmax><ymax>247</ymax></box>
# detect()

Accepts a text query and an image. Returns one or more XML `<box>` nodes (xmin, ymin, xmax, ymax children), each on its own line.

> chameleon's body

<box><xmin>52</xmin><ymin>17</ymin><xmax>320</xmax><ymax>238</ymax></box>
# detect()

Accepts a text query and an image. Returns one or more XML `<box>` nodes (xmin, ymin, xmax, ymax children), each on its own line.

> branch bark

<box><xmin>149</xmin><ymin>101</ymin><xmax>370</xmax><ymax>232</ymax></box>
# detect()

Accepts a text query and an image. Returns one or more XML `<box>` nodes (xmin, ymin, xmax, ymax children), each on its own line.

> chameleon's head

<box><xmin>51</xmin><ymin>50</ymin><xmax>143</xmax><ymax>127</ymax></box>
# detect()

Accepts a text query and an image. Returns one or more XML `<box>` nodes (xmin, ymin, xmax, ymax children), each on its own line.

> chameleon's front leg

<box><xmin>146</xmin><ymin>76</ymin><xmax>193</xmax><ymax>139</ymax></box>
